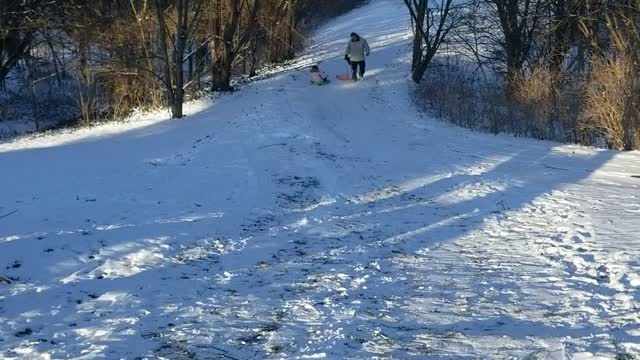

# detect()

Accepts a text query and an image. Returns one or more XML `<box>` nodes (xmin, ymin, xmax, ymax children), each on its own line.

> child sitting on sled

<box><xmin>310</xmin><ymin>65</ymin><xmax>330</xmax><ymax>85</ymax></box>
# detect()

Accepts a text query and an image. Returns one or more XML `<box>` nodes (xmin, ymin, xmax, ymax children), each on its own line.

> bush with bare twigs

<box><xmin>416</xmin><ymin>58</ymin><xmax>577</xmax><ymax>143</ymax></box>
<box><xmin>511</xmin><ymin>65</ymin><xmax>576</xmax><ymax>140</ymax></box>
<box><xmin>578</xmin><ymin>59</ymin><xmax>629</xmax><ymax>150</ymax></box>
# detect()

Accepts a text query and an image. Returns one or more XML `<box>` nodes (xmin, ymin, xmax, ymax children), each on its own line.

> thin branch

<box><xmin>0</xmin><ymin>210</ymin><xmax>18</xmax><ymax>220</ymax></box>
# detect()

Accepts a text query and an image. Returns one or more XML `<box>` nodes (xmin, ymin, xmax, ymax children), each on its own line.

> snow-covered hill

<box><xmin>1</xmin><ymin>1</ymin><xmax>639</xmax><ymax>358</ymax></box>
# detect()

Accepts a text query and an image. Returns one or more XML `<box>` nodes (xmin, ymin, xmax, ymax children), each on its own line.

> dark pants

<box><xmin>351</xmin><ymin>61</ymin><xmax>366</xmax><ymax>79</ymax></box>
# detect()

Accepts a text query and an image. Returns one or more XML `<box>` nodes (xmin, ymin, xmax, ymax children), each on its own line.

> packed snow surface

<box><xmin>1</xmin><ymin>1</ymin><xmax>639</xmax><ymax>358</ymax></box>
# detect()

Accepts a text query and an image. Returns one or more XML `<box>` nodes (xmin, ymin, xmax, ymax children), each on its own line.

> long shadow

<box><xmin>271</xmin><ymin>146</ymin><xmax>628</xmax><ymax>357</ymax></box>
<box><xmin>226</xmin><ymin>144</ymin><xmax>622</xmax><ymax>357</ymax></box>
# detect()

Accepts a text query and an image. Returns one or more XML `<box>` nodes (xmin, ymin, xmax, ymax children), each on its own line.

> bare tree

<box><xmin>403</xmin><ymin>0</ymin><xmax>461</xmax><ymax>83</ymax></box>
<box><xmin>0</xmin><ymin>0</ymin><xmax>49</xmax><ymax>82</ymax></box>
<box><xmin>264</xmin><ymin>0</ymin><xmax>298</xmax><ymax>62</ymax></box>
<box><xmin>209</xmin><ymin>0</ymin><xmax>260</xmax><ymax>91</ymax></box>
<box><xmin>604</xmin><ymin>2</ymin><xmax>640</xmax><ymax>149</ymax></box>
<box><xmin>155</xmin><ymin>0</ymin><xmax>205</xmax><ymax>118</ymax></box>
<box><xmin>484</xmin><ymin>0</ymin><xmax>544</xmax><ymax>93</ymax></box>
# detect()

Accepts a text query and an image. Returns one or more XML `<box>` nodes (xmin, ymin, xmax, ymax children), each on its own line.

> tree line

<box><xmin>405</xmin><ymin>0</ymin><xmax>640</xmax><ymax>150</ymax></box>
<box><xmin>0</xmin><ymin>0</ymin><xmax>363</xmax><ymax>126</ymax></box>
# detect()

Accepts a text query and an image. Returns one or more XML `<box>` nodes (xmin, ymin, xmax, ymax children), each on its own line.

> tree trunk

<box><xmin>492</xmin><ymin>0</ymin><xmax>539</xmax><ymax>95</ymax></box>
<box><xmin>411</xmin><ymin>0</ymin><xmax>425</xmax><ymax>71</ymax></box>
<box><xmin>412</xmin><ymin>61</ymin><xmax>429</xmax><ymax>83</ymax></box>
<box><xmin>549</xmin><ymin>0</ymin><xmax>570</xmax><ymax>72</ymax></box>
<box><xmin>286</xmin><ymin>0</ymin><xmax>296</xmax><ymax>59</ymax></box>
<box><xmin>249</xmin><ymin>32</ymin><xmax>258</xmax><ymax>77</ymax></box>
<box><xmin>188</xmin><ymin>42</ymin><xmax>193</xmax><ymax>81</ymax></box>
<box><xmin>211</xmin><ymin>46</ymin><xmax>233</xmax><ymax>91</ymax></box>
<box><xmin>0</xmin><ymin>31</ymin><xmax>34</xmax><ymax>83</ymax></box>
<box><xmin>155</xmin><ymin>0</ymin><xmax>177</xmax><ymax>116</ymax></box>
<box><xmin>404</xmin><ymin>0</ymin><xmax>455</xmax><ymax>84</ymax></box>
<box><xmin>623</xmin><ymin>63</ymin><xmax>640</xmax><ymax>150</ymax></box>
<box><xmin>173</xmin><ymin>0</ymin><xmax>188</xmax><ymax>118</ymax></box>
<box><xmin>210</xmin><ymin>0</ymin><xmax>260</xmax><ymax>91</ymax></box>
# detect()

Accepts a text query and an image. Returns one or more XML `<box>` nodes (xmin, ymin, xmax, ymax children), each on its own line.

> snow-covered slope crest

<box><xmin>1</xmin><ymin>1</ymin><xmax>640</xmax><ymax>359</ymax></box>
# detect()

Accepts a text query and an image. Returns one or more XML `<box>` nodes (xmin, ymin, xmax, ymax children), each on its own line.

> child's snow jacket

<box><xmin>310</xmin><ymin>71</ymin><xmax>328</xmax><ymax>84</ymax></box>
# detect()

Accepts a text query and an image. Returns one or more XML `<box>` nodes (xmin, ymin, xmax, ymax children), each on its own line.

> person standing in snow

<box><xmin>344</xmin><ymin>32</ymin><xmax>370</xmax><ymax>81</ymax></box>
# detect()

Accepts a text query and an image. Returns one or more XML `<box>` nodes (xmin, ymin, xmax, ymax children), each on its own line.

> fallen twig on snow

<box><xmin>0</xmin><ymin>210</ymin><xmax>18</xmax><ymax>220</ymax></box>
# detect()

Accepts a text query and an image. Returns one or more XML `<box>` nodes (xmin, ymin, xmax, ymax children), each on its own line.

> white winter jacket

<box><xmin>346</xmin><ymin>37</ymin><xmax>370</xmax><ymax>62</ymax></box>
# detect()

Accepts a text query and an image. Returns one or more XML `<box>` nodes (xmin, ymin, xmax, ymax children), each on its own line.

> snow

<box><xmin>1</xmin><ymin>0</ymin><xmax>640</xmax><ymax>358</ymax></box>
